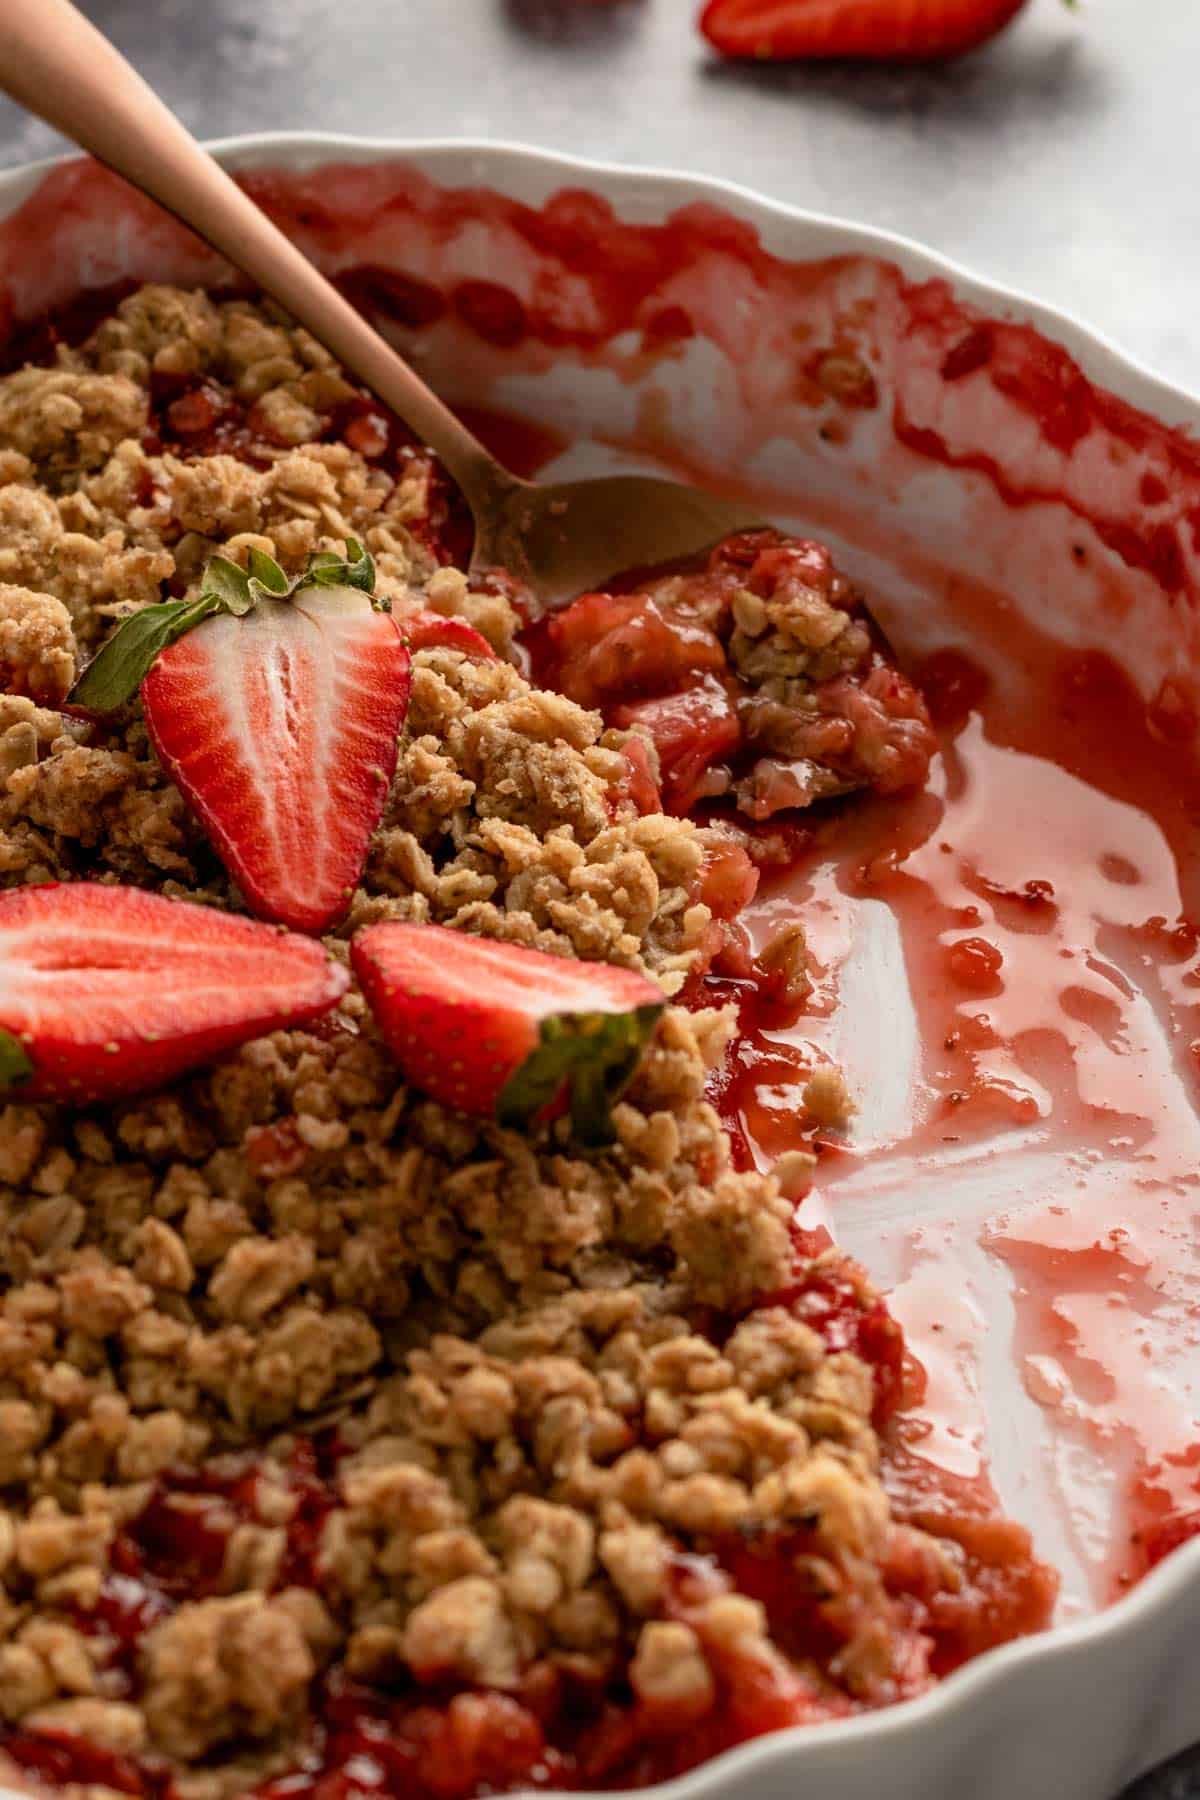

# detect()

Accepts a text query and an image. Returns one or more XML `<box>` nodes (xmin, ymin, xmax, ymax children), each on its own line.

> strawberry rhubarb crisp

<box><xmin>0</xmin><ymin>284</ymin><xmax>1055</xmax><ymax>1800</ymax></box>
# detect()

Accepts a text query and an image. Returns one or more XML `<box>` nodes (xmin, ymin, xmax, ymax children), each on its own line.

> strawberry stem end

<box><xmin>497</xmin><ymin>1002</ymin><xmax>664</xmax><ymax>1146</ymax></box>
<box><xmin>67</xmin><ymin>539</ymin><xmax>380</xmax><ymax>713</ymax></box>
<box><xmin>0</xmin><ymin>1028</ymin><xmax>34</xmax><ymax>1091</ymax></box>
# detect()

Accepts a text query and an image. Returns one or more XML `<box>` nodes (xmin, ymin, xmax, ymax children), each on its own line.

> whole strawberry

<box><xmin>351</xmin><ymin>922</ymin><xmax>665</xmax><ymax>1146</ymax></box>
<box><xmin>0</xmin><ymin>883</ymin><xmax>348</xmax><ymax>1104</ymax></box>
<box><xmin>70</xmin><ymin>542</ymin><xmax>411</xmax><ymax>934</ymax></box>
<box><xmin>700</xmin><ymin>0</ymin><xmax>1031</xmax><ymax>59</ymax></box>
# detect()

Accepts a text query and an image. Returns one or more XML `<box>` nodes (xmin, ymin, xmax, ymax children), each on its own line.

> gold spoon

<box><xmin>0</xmin><ymin>0</ymin><xmax>762</xmax><ymax>611</ymax></box>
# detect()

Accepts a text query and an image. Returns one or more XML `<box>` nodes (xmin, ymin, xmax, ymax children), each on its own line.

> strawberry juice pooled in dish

<box><xmin>0</xmin><ymin>264</ymin><xmax>1186</xmax><ymax>1800</ymax></box>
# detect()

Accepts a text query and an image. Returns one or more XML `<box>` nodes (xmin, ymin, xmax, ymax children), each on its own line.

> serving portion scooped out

<box><xmin>0</xmin><ymin>276</ymin><xmax>1057</xmax><ymax>1800</ymax></box>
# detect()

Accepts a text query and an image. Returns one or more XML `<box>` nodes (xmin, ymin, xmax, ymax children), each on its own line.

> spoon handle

<box><xmin>0</xmin><ymin>0</ymin><xmax>513</xmax><ymax>510</ymax></box>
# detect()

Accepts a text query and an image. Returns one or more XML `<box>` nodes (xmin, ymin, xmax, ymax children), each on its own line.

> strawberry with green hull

<box><xmin>0</xmin><ymin>883</ymin><xmax>348</xmax><ymax>1104</ymax></box>
<box><xmin>69</xmin><ymin>542</ymin><xmax>412</xmax><ymax>935</ymax></box>
<box><xmin>352</xmin><ymin>922</ymin><xmax>666</xmax><ymax>1146</ymax></box>
<box><xmin>699</xmin><ymin>0</ymin><xmax>1031</xmax><ymax>59</ymax></box>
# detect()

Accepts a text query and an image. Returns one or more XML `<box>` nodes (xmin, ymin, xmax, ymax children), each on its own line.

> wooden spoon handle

<box><xmin>0</xmin><ymin>0</ymin><xmax>512</xmax><ymax>509</ymax></box>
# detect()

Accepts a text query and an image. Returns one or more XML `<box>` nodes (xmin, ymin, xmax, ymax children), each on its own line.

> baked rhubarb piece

<box><xmin>0</xmin><ymin>283</ymin><xmax>1054</xmax><ymax>1800</ymax></box>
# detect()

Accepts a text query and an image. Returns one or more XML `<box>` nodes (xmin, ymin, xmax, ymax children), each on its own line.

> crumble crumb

<box><xmin>0</xmin><ymin>587</ymin><xmax>75</xmax><ymax>707</ymax></box>
<box><xmin>803</xmin><ymin>1064</ymin><xmax>857</xmax><ymax>1131</ymax></box>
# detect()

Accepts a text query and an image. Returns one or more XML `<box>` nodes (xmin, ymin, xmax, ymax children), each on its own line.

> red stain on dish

<box><xmin>895</xmin><ymin>283</ymin><xmax>1199</xmax><ymax>603</ymax></box>
<box><xmin>789</xmin><ymin>598</ymin><xmax>1200</xmax><ymax>1592</ymax></box>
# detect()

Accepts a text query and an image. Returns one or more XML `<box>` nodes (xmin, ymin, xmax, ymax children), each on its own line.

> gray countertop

<box><xmin>0</xmin><ymin>0</ymin><xmax>1196</xmax><ymax>1794</ymax></box>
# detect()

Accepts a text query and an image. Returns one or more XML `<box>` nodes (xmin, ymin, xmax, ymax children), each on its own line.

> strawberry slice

<box><xmin>699</xmin><ymin>0</ymin><xmax>1029</xmax><ymax>59</ymax></box>
<box><xmin>351</xmin><ymin>922</ymin><xmax>665</xmax><ymax>1145</ymax></box>
<box><xmin>70</xmin><ymin>543</ymin><xmax>412</xmax><ymax>934</ymax></box>
<box><xmin>399</xmin><ymin>609</ymin><xmax>499</xmax><ymax>661</ymax></box>
<box><xmin>0</xmin><ymin>883</ymin><xmax>348</xmax><ymax>1103</ymax></box>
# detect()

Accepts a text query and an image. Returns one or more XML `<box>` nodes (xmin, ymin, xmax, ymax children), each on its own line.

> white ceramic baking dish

<box><xmin>1</xmin><ymin>134</ymin><xmax>1199</xmax><ymax>1800</ymax></box>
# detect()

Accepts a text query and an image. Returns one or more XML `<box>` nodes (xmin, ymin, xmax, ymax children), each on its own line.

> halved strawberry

<box><xmin>699</xmin><ymin>0</ymin><xmax>1029</xmax><ymax>59</ymax></box>
<box><xmin>0</xmin><ymin>883</ymin><xmax>348</xmax><ymax>1104</ymax></box>
<box><xmin>70</xmin><ymin>543</ymin><xmax>411</xmax><ymax>934</ymax></box>
<box><xmin>351</xmin><ymin>922</ymin><xmax>665</xmax><ymax>1145</ymax></box>
<box><xmin>399</xmin><ymin>609</ymin><xmax>499</xmax><ymax>661</ymax></box>
<box><xmin>142</xmin><ymin>586</ymin><xmax>409</xmax><ymax>934</ymax></box>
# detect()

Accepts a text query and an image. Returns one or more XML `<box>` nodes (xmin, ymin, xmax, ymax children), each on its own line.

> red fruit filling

<box><xmin>1</xmin><ymin>1252</ymin><xmax>1054</xmax><ymax>1800</ymax></box>
<box><xmin>530</xmin><ymin>530</ymin><xmax>936</xmax><ymax>823</ymax></box>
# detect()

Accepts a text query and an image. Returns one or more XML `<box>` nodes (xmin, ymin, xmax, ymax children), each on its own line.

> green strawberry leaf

<box><xmin>0</xmin><ymin>1029</ymin><xmax>34</xmax><ymax>1091</ymax></box>
<box><xmin>299</xmin><ymin>537</ymin><xmax>378</xmax><ymax>599</ymax></box>
<box><xmin>568</xmin><ymin>1008</ymin><xmax>663</xmax><ymax>1146</ymax></box>
<box><xmin>200</xmin><ymin>554</ymin><xmax>256</xmax><ymax>616</ymax></box>
<box><xmin>497</xmin><ymin>1001</ymin><xmax>664</xmax><ymax>1147</ymax></box>
<box><xmin>67</xmin><ymin>592</ymin><xmax>223</xmax><ymax>712</ymax></box>
<box><xmin>246</xmin><ymin>546</ymin><xmax>292</xmax><ymax>599</ymax></box>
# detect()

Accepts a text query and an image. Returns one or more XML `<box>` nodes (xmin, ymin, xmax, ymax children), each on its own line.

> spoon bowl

<box><xmin>476</xmin><ymin>471</ymin><xmax>763</xmax><ymax>610</ymax></box>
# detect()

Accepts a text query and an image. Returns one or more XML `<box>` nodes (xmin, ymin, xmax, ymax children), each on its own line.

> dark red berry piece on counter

<box><xmin>699</xmin><ymin>0</ymin><xmax>1030</xmax><ymax>60</ymax></box>
<box><xmin>351</xmin><ymin>921</ymin><xmax>665</xmax><ymax>1145</ymax></box>
<box><xmin>0</xmin><ymin>883</ymin><xmax>349</xmax><ymax>1104</ymax></box>
<box><xmin>68</xmin><ymin>541</ymin><xmax>412</xmax><ymax>934</ymax></box>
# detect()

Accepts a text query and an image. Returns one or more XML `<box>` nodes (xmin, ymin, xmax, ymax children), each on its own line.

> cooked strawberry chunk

<box><xmin>696</xmin><ymin>834</ymin><xmax>761</xmax><ymax>921</ymax></box>
<box><xmin>710</xmin><ymin>528</ymin><xmax>851</xmax><ymax>603</ymax></box>
<box><xmin>612</xmin><ymin>677</ymin><xmax>742</xmax><ymax>814</ymax></box>
<box><xmin>412</xmin><ymin>1694</ymin><xmax>554</xmax><ymax>1800</ymax></box>
<box><xmin>397</xmin><ymin>608</ymin><xmax>498</xmax><ymax>661</ymax></box>
<box><xmin>608</xmin><ymin>732</ymin><xmax>663</xmax><ymax>817</ymax></box>
<box><xmin>0</xmin><ymin>883</ymin><xmax>347</xmax><ymax>1104</ymax></box>
<box><xmin>546</xmin><ymin>590</ymin><xmax>727</xmax><ymax>710</ymax></box>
